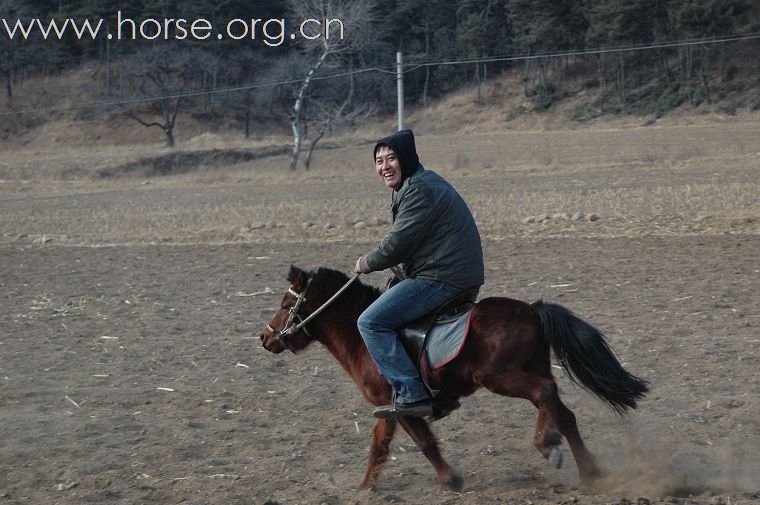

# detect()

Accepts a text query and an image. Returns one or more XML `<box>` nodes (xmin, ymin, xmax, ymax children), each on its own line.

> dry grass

<box><xmin>1</xmin><ymin>117</ymin><xmax>759</xmax><ymax>245</ymax></box>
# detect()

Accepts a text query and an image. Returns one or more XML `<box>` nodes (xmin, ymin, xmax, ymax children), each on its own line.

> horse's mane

<box><xmin>311</xmin><ymin>267</ymin><xmax>381</xmax><ymax>313</ymax></box>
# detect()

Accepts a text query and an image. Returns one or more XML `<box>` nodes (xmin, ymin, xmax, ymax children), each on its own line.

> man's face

<box><xmin>375</xmin><ymin>146</ymin><xmax>401</xmax><ymax>190</ymax></box>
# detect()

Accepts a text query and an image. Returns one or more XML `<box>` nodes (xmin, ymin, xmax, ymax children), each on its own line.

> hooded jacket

<box><xmin>365</xmin><ymin>129</ymin><xmax>484</xmax><ymax>292</ymax></box>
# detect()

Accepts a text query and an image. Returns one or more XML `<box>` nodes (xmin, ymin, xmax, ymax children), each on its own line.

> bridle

<box><xmin>266</xmin><ymin>277</ymin><xmax>314</xmax><ymax>350</ymax></box>
<box><xmin>265</xmin><ymin>272</ymin><xmax>360</xmax><ymax>350</ymax></box>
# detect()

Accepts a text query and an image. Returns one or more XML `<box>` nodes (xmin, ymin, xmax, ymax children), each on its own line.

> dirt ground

<box><xmin>1</xmin><ymin>120</ymin><xmax>759</xmax><ymax>505</ymax></box>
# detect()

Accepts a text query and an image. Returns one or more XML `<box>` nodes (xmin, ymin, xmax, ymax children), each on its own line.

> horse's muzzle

<box><xmin>260</xmin><ymin>332</ymin><xmax>285</xmax><ymax>354</ymax></box>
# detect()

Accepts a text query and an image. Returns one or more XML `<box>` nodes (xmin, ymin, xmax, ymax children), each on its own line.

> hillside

<box><xmin>2</xmin><ymin>1</ymin><xmax>759</xmax><ymax>159</ymax></box>
<box><xmin>2</xmin><ymin>50</ymin><xmax>760</xmax><ymax>159</ymax></box>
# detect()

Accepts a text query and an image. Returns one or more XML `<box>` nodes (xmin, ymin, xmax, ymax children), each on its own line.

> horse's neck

<box><xmin>312</xmin><ymin>306</ymin><xmax>374</xmax><ymax>384</ymax></box>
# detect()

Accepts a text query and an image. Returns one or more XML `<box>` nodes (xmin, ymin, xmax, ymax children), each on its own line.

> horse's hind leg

<box><xmin>398</xmin><ymin>417</ymin><xmax>463</xmax><ymax>491</ymax></box>
<box><xmin>481</xmin><ymin>373</ymin><xmax>563</xmax><ymax>460</ymax></box>
<box><xmin>533</xmin><ymin>408</ymin><xmax>563</xmax><ymax>468</ymax></box>
<box><xmin>532</xmin><ymin>378</ymin><xmax>600</xmax><ymax>482</ymax></box>
<box><xmin>360</xmin><ymin>419</ymin><xmax>397</xmax><ymax>489</ymax></box>
<box><xmin>548</xmin><ymin>392</ymin><xmax>601</xmax><ymax>482</ymax></box>
<box><xmin>480</xmin><ymin>372</ymin><xmax>600</xmax><ymax>482</ymax></box>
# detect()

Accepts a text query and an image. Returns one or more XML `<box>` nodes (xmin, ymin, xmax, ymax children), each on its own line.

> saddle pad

<box><xmin>424</xmin><ymin>307</ymin><xmax>474</xmax><ymax>369</ymax></box>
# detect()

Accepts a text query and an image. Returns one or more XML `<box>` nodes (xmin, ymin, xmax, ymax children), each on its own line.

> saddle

<box><xmin>398</xmin><ymin>288</ymin><xmax>479</xmax><ymax>389</ymax></box>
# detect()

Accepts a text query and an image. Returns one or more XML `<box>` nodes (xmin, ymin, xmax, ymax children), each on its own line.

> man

<box><xmin>354</xmin><ymin>129</ymin><xmax>484</xmax><ymax>419</ymax></box>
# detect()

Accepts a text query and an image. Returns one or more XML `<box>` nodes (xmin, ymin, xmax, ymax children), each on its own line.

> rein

<box><xmin>267</xmin><ymin>272</ymin><xmax>361</xmax><ymax>348</ymax></box>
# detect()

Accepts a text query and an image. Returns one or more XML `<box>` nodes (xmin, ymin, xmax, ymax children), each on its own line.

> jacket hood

<box><xmin>373</xmin><ymin>129</ymin><xmax>421</xmax><ymax>184</ymax></box>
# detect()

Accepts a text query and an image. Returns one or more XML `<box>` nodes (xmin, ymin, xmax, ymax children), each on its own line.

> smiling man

<box><xmin>354</xmin><ymin>129</ymin><xmax>484</xmax><ymax>419</ymax></box>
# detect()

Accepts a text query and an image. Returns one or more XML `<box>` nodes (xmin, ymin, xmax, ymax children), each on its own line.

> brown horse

<box><xmin>260</xmin><ymin>266</ymin><xmax>648</xmax><ymax>491</ymax></box>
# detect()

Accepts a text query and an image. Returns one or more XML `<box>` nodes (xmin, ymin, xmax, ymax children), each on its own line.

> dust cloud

<box><xmin>590</xmin><ymin>430</ymin><xmax>760</xmax><ymax>498</ymax></box>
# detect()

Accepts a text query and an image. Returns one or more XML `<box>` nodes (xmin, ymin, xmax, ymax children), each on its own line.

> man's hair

<box><xmin>374</xmin><ymin>143</ymin><xmax>393</xmax><ymax>158</ymax></box>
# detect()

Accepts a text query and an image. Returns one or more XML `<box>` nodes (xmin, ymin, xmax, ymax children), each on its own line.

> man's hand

<box><xmin>384</xmin><ymin>275</ymin><xmax>399</xmax><ymax>291</ymax></box>
<box><xmin>354</xmin><ymin>256</ymin><xmax>372</xmax><ymax>274</ymax></box>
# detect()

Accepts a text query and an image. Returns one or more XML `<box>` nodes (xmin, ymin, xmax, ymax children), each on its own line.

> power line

<box><xmin>0</xmin><ymin>65</ymin><xmax>396</xmax><ymax>116</ymax></box>
<box><xmin>2</xmin><ymin>31</ymin><xmax>759</xmax><ymax>117</ymax></box>
<box><xmin>400</xmin><ymin>32</ymin><xmax>760</xmax><ymax>73</ymax></box>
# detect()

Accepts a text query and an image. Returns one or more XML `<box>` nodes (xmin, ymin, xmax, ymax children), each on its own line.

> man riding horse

<box><xmin>262</xmin><ymin>131</ymin><xmax>647</xmax><ymax>486</ymax></box>
<box><xmin>354</xmin><ymin>128</ymin><xmax>484</xmax><ymax>419</ymax></box>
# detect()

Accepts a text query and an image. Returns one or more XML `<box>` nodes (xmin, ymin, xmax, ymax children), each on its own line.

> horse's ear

<box><xmin>287</xmin><ymin>265</ymin><xmax>305</xmax><ymax>284</ymax></box>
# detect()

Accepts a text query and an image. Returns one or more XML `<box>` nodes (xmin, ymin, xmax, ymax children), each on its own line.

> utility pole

<box><xmin>396</xmin><ymin>51</ymin><xmax>404</xmax><ymax>131</ymax></box>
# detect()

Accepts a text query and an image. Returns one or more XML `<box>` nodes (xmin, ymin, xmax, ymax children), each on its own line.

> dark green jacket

<box><xmin>365</xmin><ymin>131</ymin><xmax>484</xmax><ymax>292</ymax></box>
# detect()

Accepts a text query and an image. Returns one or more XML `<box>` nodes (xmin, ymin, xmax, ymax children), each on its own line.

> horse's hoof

<box><xmin>581</xmin><ymin>465</ymin><xmax>604</xmax><ymax>484</ymax></box>
<box><xmin>547</xmin><ymin>447</ymin><xmax>563</xmax><ymax>469</ymax></box>
<box><xmin>444</xmin><ymin>472</ymin><xmax>464</xmax><ymax>492</ymax></box>
<box><xmin>358</xmin><ymin>481</ymin><xmax>375</xmax><ymax>491</ymax></box>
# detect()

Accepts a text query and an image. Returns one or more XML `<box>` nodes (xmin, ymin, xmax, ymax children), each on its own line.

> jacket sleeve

<box><xmin>364</xmin><ymin>186</ymin><xmax>434</xmax><ymax>271</ymax></box>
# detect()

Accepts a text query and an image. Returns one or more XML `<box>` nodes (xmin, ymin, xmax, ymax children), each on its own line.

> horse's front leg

<box><xmin>398</xmin><ymin>417</ymin><xmax>463</xmax><ymax>491</ymax></box>
<box><xmin>360</xmin><ymin>418</ymin><xmax>398</xmax><ymax>489</ymax></box>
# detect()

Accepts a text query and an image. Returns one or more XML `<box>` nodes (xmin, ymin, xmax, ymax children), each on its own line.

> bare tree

<box><xmin>287</xmin><ymin>0</ymin><xmax>375</xmax><ymax>171</ymax></box>
<box><xmin>194</xmin><ymin>49</ymin><xmax>222</xmax><ymax>115</ymax></box>
<box><xmin>220</xmin><ymin>51</ymin><xmax>286</xmax><ymax>139</ymax></box>
<box><xmin>0</xmin><ymin>0</ymin><xmax>31</xmax><ymax>103</ymax></box>
<box><xmin>1</xmin><ymin>37</ymin><xmax>14</xmax><ymax>101</ymax></box>
<box><xmin>221</xmin><ymin>59</ymin><xmax>255</xmax><ymax>138</ymax></box>
<box><xmin>303</xmin><ymin>67</ymin><xmax>374</xmax><ymax>170</ymax></box>
<box><xmin>119</xmin><ymin>46</ymin><xmax>194</xmax><ymax>147</ymax></box>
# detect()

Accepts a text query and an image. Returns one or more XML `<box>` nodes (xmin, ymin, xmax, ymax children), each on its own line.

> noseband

<box><xmin>266</xmin><ymin>277</ymin><xmax>314</xmax><ymax>350</ymax></box>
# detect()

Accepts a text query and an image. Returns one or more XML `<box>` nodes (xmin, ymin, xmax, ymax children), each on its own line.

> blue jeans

<box><xmin>357</xmin><ymin>277</ymin><xmax>458</xmax><ymax>404</ymax></box>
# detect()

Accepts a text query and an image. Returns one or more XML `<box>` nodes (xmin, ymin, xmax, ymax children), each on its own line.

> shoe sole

<box><xmin>373</xmin><ymin>406</ymin><xmax>434</xmax><ymax>420</ymax></box>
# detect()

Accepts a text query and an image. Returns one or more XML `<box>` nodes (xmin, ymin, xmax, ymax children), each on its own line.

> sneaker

<box><xmin>373</xmin><ymin>398</ymin><xmax>434</xmax><ymax>419</ymax></box>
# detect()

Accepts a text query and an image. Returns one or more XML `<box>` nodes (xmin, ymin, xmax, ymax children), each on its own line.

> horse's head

<box><xmin>260</xmin><ymin>265</ymin><xmax>318</xmax><ymax>354</ymax></box>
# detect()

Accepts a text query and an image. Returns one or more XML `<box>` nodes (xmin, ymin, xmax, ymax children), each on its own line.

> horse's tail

<box><xmin>533</xmin><ymin>300</ymin><xmax>648</xmax><ymax>414</ymax></box>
